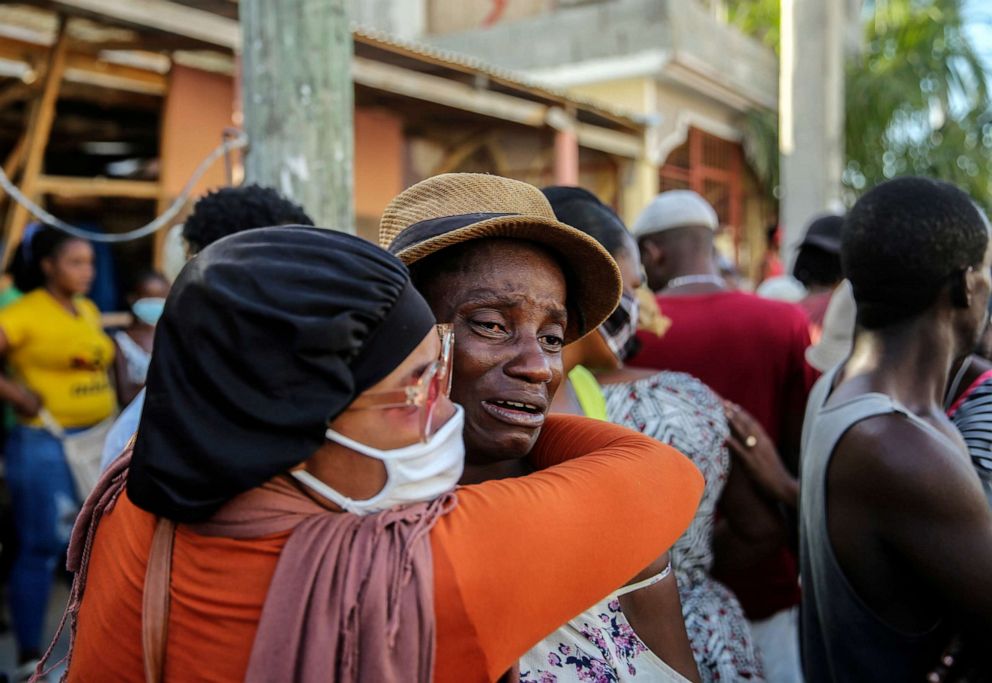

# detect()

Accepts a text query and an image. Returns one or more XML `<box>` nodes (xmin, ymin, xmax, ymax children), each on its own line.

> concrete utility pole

<box><xmin>241</xmin><ymin>0</ymin><xmax>354</xmax><ymax>231</ymax></box>
<box><xmin>779</xmin><ymin>0</ymin><xmax>846</xmax><ymax>262</ymax></box>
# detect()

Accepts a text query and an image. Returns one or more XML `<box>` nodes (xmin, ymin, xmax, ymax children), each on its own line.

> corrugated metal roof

<box><xmin>352</xmin><ymin>23</ymin><xmax>646</xmax><ymax>131</ymax></box>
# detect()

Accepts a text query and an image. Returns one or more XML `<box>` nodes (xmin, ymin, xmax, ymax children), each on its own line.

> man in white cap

<box><xmin>629</xmin><ymin>189</ymin><xmax>816</xmax><ymax>683</ymax></box>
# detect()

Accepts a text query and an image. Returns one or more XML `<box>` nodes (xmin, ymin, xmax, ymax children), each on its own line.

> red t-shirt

<box><xmin>630</xmin><ymin>290</ymin><xmax>817</xmax><ymax>619</ymax></box>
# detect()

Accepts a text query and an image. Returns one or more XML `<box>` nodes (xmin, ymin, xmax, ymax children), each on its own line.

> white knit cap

<box><xmin>631</xmin><ymin>190</ymin><xmax>719</xmax><ymax>239</ymax></box>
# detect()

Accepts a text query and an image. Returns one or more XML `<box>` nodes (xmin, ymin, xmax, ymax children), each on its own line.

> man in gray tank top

<box><xmin>799</xmin><ymin>177</ymin><xmax>992</xmax><ymax>681</ymax></box>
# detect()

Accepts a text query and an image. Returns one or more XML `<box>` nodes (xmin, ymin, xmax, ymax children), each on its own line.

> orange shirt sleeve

<box><xmin>431</xmin><ymin>415</ymin><xmax>703</xmax><ymax>681</ymax></box>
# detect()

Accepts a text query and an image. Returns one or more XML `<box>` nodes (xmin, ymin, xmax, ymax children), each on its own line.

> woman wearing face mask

<box><xmin>112</xmin><ymin>271</ymin><xmax>170</xmax><ymax>407</ymax></box>
<box><xmin>530</xmin><ymin>187</ymin><xmax>767</xmax><ymax>682</ymax></box>
<box><xmin>0</xmin><ymin>226</ymin><xmax>114</xmax><ymax>679</ymax></box>
<box><xmin>380</xmin><ymin>174</ymin><xmax>707</xmax><ymax>682</ymax></box>
<box><xmin>40</xmin><ymin>227</ymin><xmax>703</xmax><ymax>683</ymax></box>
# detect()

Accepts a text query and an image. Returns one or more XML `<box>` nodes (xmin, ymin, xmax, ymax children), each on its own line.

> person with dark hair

<box><xmin>100</xmin><ymin>185</ymin><xmax>315</xmax><ymax>472</ymax></box>
<box><xmin>792</xmin><ymin>214</ymin><xmax>844</xmax><ymax>343</ymax></box>
<box><xmin>800</xmin><ymin>176</ymin><xmax>992</xmax><ymax>682</ymax></box>
<box><xmin>180</xmin><ymin>183</ymin><xmax>314</xmax><ymax>256</ymax></box>
<box><xmin>111</xmin><ymin>271</ymin><xmax>170</xmax><ymax>407</ymax></box>
<box><xmin>46</xmin><ymin>226</ymin><xmax>702</xmax><ymax>683</ymax></box>
<box><xmin>0</xmin><ymin>226</ymin><xmax>114</xmax><ymax>678</ymax></box>
<box><xmin>629</xmin><ymin>190</ymin><xmax>814</xmax><ymax>683</ymax></box>
<box><xmin>532</xmin><ymin>186</ymin><xmax>767</xmax><ymax>682</ymax></box>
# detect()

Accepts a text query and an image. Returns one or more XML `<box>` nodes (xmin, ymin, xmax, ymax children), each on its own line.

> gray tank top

<box><xmin>799</xmin><ymin>365</ymin><xmax>945</xmax><ymax>682</ymax></box>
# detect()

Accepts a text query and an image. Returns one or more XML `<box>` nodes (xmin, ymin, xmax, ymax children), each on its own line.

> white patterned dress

<box><xmin>602</xmin><ymin>371</ymin><xmax>763</xmax><ymax>682</ymax></box>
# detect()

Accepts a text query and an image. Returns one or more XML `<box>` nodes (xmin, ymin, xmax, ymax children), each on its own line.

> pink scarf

<box><xmin>35</xmin><ymin>448</ymin><xmax>457</xmax><ymax>683</ymax></box>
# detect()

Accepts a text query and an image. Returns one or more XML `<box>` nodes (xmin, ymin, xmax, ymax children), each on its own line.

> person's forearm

<box><xmin>774</xmin><ymin>475</ymin><xmax>799</xmax><ymax>509</ymax></box>
<box><xmin>0</xmin><ymin>375</ymin><xmax>28</xmax><ymax>405</ymax></box>
<box><xmin>711</xmin><ymin>519</ymin><xmax>784</xmax><ymax>577</ymax></box>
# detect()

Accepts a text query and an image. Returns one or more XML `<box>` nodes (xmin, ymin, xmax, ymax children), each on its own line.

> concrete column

<box><xmin>779</xmin><ymin>0</ymin><xmax>846</xmax><ymax>263</ymax></box>
<box><xmin>620</xmin><ymin>157</ymin><xmax>660</xmax><ymax>228</ymax></box>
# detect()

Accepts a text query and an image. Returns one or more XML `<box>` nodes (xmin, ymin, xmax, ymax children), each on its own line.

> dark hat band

<box><xmin>388</xmin><ymin>212</ymin><xmax>517</xmax><ymax>255</ymax></box>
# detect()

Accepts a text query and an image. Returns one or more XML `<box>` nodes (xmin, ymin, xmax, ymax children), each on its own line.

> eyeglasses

<box><xmin>349</xmin><ymin>324</ymin><xmax>454</xmax><ymax>441</ymax></box>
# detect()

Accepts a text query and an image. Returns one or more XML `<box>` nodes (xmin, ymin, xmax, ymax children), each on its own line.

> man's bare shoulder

<box><xmin>832</xmin><ymin>412</ymin><xmax>979</xmax><ymax>514</ymax></box>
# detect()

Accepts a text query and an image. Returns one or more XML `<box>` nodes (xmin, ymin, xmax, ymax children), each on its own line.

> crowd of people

<box><xmin>0</xmin><ymin>168</ymin><xmax>988</xmax><ymax>683</ymax></box>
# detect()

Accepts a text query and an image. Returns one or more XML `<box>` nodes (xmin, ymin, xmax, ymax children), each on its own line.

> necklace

<box><xmin>666</xmin><ymin>274</ymin><xmax>726</xmax><ymax>290</ymax></box>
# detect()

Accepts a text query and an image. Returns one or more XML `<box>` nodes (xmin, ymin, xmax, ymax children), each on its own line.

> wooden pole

<box><xmin>3</xmin><ymin>19</ymin><xmax>69</xmax><ymax>265</ymax></box>
<box><xmin>2</xmin><ymin>134</ymin><xmax>28</xmax><ymax>180</ymax></box>
<box><xmin>240</xmin><ymin>0</ymin><xmax>354</xmax><ymax>231</ymax></box>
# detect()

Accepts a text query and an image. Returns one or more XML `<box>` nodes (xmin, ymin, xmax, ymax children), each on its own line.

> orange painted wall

<box><xmin>159</xmin><ymin>65</ymin><xmax>235</xmax><ymax>199</ymax></box>
<box><xmin>159</xmin><ymin>68</ymin><xmax>404</xmax><ymax>232</ymax></box>
<box><xmin>354</xmin><ymin>107</ymin><xmax>404</xmax><ymax>221</ymax></box>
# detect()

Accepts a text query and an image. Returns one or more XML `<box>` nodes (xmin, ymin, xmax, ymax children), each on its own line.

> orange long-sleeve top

<box><xmin>67</xmin><ymin>415</ymin><xmax>703</xmax><ymax>682</ymax></box>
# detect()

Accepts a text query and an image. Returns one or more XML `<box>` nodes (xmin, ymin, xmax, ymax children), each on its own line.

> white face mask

<box><xmin>291</xmin><ymin>404</ymin><xmax>464</xmax><ymax>515</ymax></box>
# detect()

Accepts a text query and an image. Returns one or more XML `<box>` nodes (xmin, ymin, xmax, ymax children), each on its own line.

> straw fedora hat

<box><xmin>379</xmin><ymin>173</ymin><xmax>621</xmax><ymax>343</ymax></box>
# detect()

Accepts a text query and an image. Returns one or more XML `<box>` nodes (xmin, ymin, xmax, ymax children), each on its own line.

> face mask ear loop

<box><xmin>323</xmin><ymin>428</ymin><xmax>382</xmax><ymax>459</ymax></box>
<box><xmin>290</xmin><ymin>470</ymin><xmax>361</xmax><ymax>514</ymax></box>
<box><xmin>325</xmin><ymin>403</ymin><xmax>464</xmax><ymax>460</ymax></box>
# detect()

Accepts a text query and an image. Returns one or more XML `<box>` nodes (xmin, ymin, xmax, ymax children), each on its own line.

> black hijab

<box><xmin>128</xmin><ymin>226</ymin><xmax>436</xmax><ymax>522</ymax></box>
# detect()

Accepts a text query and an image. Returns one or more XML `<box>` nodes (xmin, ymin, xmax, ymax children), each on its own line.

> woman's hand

<box><xmin>12</xmin><ymin>385</ymin><xmax>42</xmax><ymax>418</ymax></box>
<box><xmin>723</xmin><ymin>401</ymin><xmax>798</xmax><ymax>508</ymax></box>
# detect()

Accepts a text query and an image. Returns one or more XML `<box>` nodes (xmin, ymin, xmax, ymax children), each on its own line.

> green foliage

<box><xmin>726</xmin><ymin>0</ymin><xmax>992</xmax><ymax>205</ymax></box>
<box><xmin>726</xmin><ymin>0</ymin><xmax>781</xmax><ymax>54</ymax></box>
<box><xmin>740</xmin><ymin>107</ymin><xmax>779</xmax><ymax>201</ymax></box>
<box><xmin>845</xmin><ymin>0</ymin><xmax>992</xmax><ymax>203</ymax></box>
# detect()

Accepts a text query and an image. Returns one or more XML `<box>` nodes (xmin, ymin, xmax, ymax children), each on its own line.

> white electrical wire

<box><xmin>0</xmin><ymin>131</ymin><xmax>248</xmax><ymax>244</ymax></box>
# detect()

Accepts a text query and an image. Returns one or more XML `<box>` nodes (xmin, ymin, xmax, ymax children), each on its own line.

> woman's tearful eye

<box><xmin>471</xmin><ymin>319</ymin><xmax>507</xmax><ymax>336</ymax></box>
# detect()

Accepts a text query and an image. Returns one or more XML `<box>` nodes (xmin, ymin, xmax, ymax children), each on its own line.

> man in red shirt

<box><xmin>629</xmin><ymin>190</ymin><xmax>816</xmax><ymax>683</ymax></box>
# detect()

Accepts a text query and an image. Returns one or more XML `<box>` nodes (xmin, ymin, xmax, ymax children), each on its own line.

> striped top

<box><xmin>947</xmin><ymin>368</ymin><xmax>992</xmax><ymax>507</ymax></box>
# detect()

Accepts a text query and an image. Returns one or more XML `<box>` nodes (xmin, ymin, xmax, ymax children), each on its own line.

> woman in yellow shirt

<box><xmin>0</xmin><ymin>227</ymin><xmax>114</xmax><ymax>676</ymax></box>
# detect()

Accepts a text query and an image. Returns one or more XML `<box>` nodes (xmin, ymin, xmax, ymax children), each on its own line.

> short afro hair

<box><xmin>182</xmin><ymin>184</ymin><xmax>314</xmax><ymax>254</ymax></box>
<box><xmin>842</xmin><ymin>176</ymin><xmax>989</xmax><ymax>329</ymax></box>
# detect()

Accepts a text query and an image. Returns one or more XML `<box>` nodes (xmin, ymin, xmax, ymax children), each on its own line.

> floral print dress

<box><xmin>521</xmin><ymin>371</ymin><xmax>763</xmax><ymax>683</ymax></box>
<box><xmin>520</xmin><ymin>567</ymin><xmax>687</xmax><ymax>682</ymax></box>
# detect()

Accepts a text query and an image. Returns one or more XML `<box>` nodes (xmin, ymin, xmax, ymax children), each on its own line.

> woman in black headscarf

<box><xmin>34</xmin><ymin>225</ymin><xmax>700</xmax><ymax>683</ymax></box>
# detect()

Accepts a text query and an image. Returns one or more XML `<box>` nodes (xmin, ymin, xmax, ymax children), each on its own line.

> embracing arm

<box><xmin>434</xmin><ymin>415</ymin><xmax>704</xmax><ymax>680</ymax></box>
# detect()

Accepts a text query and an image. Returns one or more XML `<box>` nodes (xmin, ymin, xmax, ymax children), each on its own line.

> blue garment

<box><xmin>100</xmin><ymin>388</ymin><xmax>144</xmax><ymax>472</ymax></box>
<box><xmin>6</xmin><ymin>424</ymin><xmax>81</xmax><ymax>652</ymax></box>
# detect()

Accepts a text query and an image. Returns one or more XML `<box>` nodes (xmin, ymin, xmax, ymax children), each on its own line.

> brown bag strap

<box><xmin>142</xmin><ymin>518</ymin><xmax>176</xmax><ymax>683</ymax></box>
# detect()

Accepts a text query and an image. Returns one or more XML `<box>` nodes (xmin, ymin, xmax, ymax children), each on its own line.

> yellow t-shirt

<box><xmin>0</xmin><ymin>289</ymin><xmax>115</xmax><ymax>428</ymax></box>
